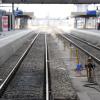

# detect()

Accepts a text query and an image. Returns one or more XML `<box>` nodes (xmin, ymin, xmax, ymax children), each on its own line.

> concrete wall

<box><xmin>0</xmin><ymin>30</ymin><xmax>33</xmax><ymax>65</ymax></box>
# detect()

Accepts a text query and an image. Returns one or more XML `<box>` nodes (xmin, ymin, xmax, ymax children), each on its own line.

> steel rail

<box><xmin>45</xmin><ymin>33</ymin><xmax>49</xmax><ymax>100</ymax></box>
<box><xmin>0</xmin><ymin>33</ymin><xmax>39</xmax><ymax>97</ymax></box>
<box><xmin>59</xmin><ymin>34</ymin><xmax>100</xmax><ymax>64</ymax></box>
<box><xmin>67</xmin><ymin>33</ymin><xmax>100</xmax><ymax>50</ymax></box>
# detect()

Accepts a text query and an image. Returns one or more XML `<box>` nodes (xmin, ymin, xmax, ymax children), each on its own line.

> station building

<box><xmin>14</xmin><ymin>12</ymin><xmax>33</xmax><ymax>29</ymax></box>
<box><xmin>71</xmin><ymin>4</ymin><xmax>100</xmax><ymax>30</ymax></box>
<box><xmin>71</xmin><ymin>10</ymin><xmax>97</xmax><ymax>29</ymax></box>
<box><xmin>0</xmin><ymin>9</ymin><xmax>33</xmax><ymax>32</ymax></box>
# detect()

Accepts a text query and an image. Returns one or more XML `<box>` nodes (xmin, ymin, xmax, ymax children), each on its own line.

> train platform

<box><xmin>0</xmin><ymin>29</ymin><xmax>33</xmax><ymax>39</ymax></box>
<box><xmin>72</xmin><ymin>28</ymin><xmax>100</xmax><ymax>35</ymax></box>
<box><xmin>54</xmin><ymin>33</ymin><xmax>100</xmax><ymax>100</ymax></box>
<box><xmin>77</xmin><ymin>29</ymin><xmax>100</xmax><ymax>33</ymax></box>
<box><xmin>0</xmin><ymin>29</ymin><xmax>35</xmax><ymax>66</ymax></box>
<box><xmin>68</xmin><ymin>62</ymin><xmax>100</xmax><ymax>100</ymax></box>
<box><xmin>71</xmin><ymin>28</ymin><xmax>100</xmax><ymax>45</ymax></box>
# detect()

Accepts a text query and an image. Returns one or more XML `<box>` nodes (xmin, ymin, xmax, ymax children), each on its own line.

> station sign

<box><xmin>87</xmin><ymin>10</ymin><xmax>96</xmax><ymax>16</ymax></box>
<box><xmin>15</xmin><ymin>9</ymin><xmax>23</xmax><ymax>16</ymax></box>
<box><xmin>2</xmin><ymin>0</ymin><xmax>100</xmax><ymax>4</ymax></box>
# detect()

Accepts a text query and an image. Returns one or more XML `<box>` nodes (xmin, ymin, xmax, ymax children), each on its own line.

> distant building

<box><xmin>71</xmin><ymin>4</ymin><xmax>97</xmax><ymax>29</ymax></box>
<box><xmin>15</xmin><ymin>11</ymin><xmax>33</xmax><ymax>29</ymax></box>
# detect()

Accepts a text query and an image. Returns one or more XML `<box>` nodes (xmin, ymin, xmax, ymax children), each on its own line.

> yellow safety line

<box><xmin>76</xmin><ymin>48</ymin><xmax>79</xmax><ymax>64</ymax></box>
<box><xmin>70</xmin><ymin>47</ymin><xmax>73</xmax><ymax>60</ymax></box>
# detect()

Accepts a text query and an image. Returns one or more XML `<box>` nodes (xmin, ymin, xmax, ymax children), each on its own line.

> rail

<box><xmin>59</xmin><ymin>34</ymin><xmax>100</xmax><ymax>64</ymax></box>
<box><xmin>44</xmin><ymin>33</ymin><xmax>53</xmax><ymax>100</ymax></box>
<box><xmin>45</xmin><ymin>33</ymin><xmax>50</xmax><ymax>100</ymax></box>
<box><xmin>68</xmin><ymin>33</ymin><xmax>100</xmax><ymax>50</ymax></box>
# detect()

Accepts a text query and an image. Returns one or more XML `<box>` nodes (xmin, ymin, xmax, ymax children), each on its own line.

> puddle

<box><xmin>57</xmin><ymin>67</ymin><xmax>66</xmax><ymax>70</ymax></box>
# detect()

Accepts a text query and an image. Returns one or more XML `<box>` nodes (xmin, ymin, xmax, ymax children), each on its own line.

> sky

<box><xmin>1</xmin><ymin>4</ymin><xmax>100</xmax><ymax>19</ymax></box>
<box><xmin>0</xmin><ymin>4</ymin><xmax>77</xmax><ymax>19</ymax></box>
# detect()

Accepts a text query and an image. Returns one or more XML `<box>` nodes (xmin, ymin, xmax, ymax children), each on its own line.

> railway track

<box><xmin>68</xmin><ymin>34</ymin><xmax>100</xmax><ymax>50</ymax></box>
<box><xmin>58</xmin><ymin>33</ymin><xmax>100</xmax><ymax>64</ymax></box>
<box><xmin>0</xmin><ymin>33</ymin><xmax>51</xmax><ymax>100</ymax></box>
<box><xmin>0</xmin><ymin>32</ymin><xmax>80</xmax><ymax>100</ymax></box>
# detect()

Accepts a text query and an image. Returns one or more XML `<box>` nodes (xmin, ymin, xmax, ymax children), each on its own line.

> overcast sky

<box><xmin>0</xmin><ymin>4</ymin><xmax>77</xmax><ymax>18</ymax></box>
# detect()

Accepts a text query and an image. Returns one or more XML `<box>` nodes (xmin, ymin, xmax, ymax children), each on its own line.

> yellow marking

<box><xmin>70</xmin><ymin>47</ymin><xmax>73</xmax><ymax>60</ymax></box>
<box><xmin>76</xmin><ymin>48</ymin><xmax>79</xmax><ymax>64</ymax></box>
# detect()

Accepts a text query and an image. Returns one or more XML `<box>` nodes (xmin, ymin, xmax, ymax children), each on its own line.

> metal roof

<box><xmin>2</xmin><ymin>0</ymin><xmax>100</xmax><ymax>4</ymax></box>
<box><xmin>75</xmin><ymin>15</ymin><xmax>96</xmax><ymax>18</ymax></box>
<box><xmin>15</xmin><ymin>15</ymin><xmax>32</xmax><ymax>19</ymax></box>
<box><xmin>71</xmin><ymin>12</ymin><xmax>96</xmax><ymax>18</ymax></box>
<box><xmin>6</xmin><ymin>12</ymin><xmax>33</xmax><ymax>19</ymax></box>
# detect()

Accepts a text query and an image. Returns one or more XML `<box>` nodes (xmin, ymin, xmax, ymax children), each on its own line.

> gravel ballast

<box><xmin>47</xmin><ymin>34</ymin><xmax>77</xmax><ymax>100</ymax></box>
<box><xmin>0</xmin><ymin>32</ymin><xmax>37</xmax><ymax>85</ymax></box>
<box><xmin>1</xmin><ymin>34</ymin><xmax>45</xmax><ymax>100</ymax></box>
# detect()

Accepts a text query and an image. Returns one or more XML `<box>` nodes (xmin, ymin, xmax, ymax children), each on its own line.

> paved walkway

<box><xmin>0</xmin><ymin>29</ymin><xmax>34</xmax><ymax>48</ymax></box>
<box><xmin>0</xmin><ymin>29</ymin><xmax>33</xmax><ymax>39</ymax></box>
<box><xmin>67</xmin><ymin>61</ymin><xmax>100</xmax><ymax>100</ymax></box>
<box><xmin>70</xmin><ymin>28</ymin><xmax>100</xmax><ymax>46</ymax></box>
<box><xmin>72</xmin><ymin>28</ymin><xmax>100</xmax><ymax>36</ymax></box>
<box><xmin>76</xmin><ymin>29</ymin><xmax>100</xmax><ymax>33</ymax></box>
<box><xmin>53</xmin><ymin>34</ymin><xmax>100</xmax><ymax>100</ymax></box>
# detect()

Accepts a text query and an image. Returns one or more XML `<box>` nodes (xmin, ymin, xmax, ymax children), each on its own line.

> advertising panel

<box><xmin>2</xmin><ymin>16</ymin><xmax>8</xmax><ymax>32</ymax></box>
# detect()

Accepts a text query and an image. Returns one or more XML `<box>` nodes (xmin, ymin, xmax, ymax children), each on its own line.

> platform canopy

<box><xmin>2</xmin><ymin>0</ymin><xmax>100</xmax><ymax>4</ymax></box>
<box><xmin>71</xmin><ymin>11</ymin><xmax>97</xmax><ymax>18</ymax></box>
<box><xmin>87</xmin><ymin>10</ymin><xmax>96</xmax><ymax>16</ymax></box>
<box><xmin>14</xmin><ymin>8</ymin><xmax>33</xmax><ymax>19</ymax></box>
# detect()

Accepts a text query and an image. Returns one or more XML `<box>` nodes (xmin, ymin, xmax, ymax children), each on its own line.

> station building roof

<box><xmin>6</xmin><ymin>12</ymin><xmax>33</xmax><ymax>19</ymax></box>
<box><xmin>2</xmin><ymin>0</ymin><xmax>100</xmax><ymax>4</ymax></box>
<box><xmin>15</xmin><ymin>15</ymin><xmax>32</xmax><ymax>19</ymax></box>
<box><xmin>71</xmin><ymin>11</ymin><xmax>96</xmax><ymax>18</ymax></box>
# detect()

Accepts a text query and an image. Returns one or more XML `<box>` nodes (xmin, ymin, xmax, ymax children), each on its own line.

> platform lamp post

<box><xmin>12</xmin><ymin>2</ymin><xmax>15</xmax><ymax>30</ymax></box>
<box><xmin>96</xmin><ymin>6</ymin><xmax>100</xmax><ymax>30</ymax></box>
<box><xmin>96</xmin><ymin>6</ymin><xmax>98</xmax><ymax>29</ymax></box>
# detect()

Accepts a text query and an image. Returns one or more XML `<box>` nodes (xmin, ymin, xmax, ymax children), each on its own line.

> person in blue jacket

<box><xmin>76</xmin><ymin>63</ymin><xmax>83</xmax><ymax>75</ymax></box>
